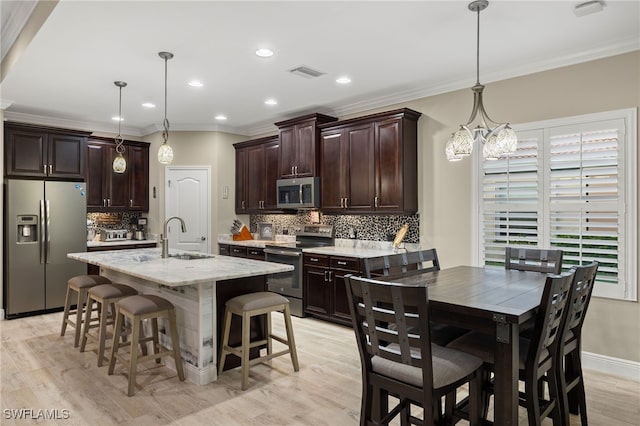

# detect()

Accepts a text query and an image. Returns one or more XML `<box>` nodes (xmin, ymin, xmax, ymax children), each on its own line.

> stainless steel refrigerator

<box><xmin>4</xmin><ymin>179</ymin><xmax>87</xmax><ymax>318</ymax></box>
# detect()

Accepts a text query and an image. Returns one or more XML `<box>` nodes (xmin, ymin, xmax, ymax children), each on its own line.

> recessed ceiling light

<box><xmin>336</xmin><ymin>76</ymin><xmax>352</xmax><ymax>84</ymax></box>
<box><xmin>188</xmin><ymin>80</ymin><xmax>203</xmax><ymax>87</ymax></box>
<box><xmin>255</xmin><ymin>48</ymin><xmax>274</xmax><ymax>58</ymax></box>
<box><xmin>264</xmin><ymin>98</ymin><xmax>278</xmax><ymax>106</ymax></box>
<box><xmin>142</xmin><ymin>102</ymin><xmax>156</xmax><ymax>108</ymax></box>
<box><xmin>111</xmin><ymin>116</ymin><xmax>123</xmax><ymax>121</ymax></box>
<box><xmin>215</xmin><ymin>114</ymin><xmax>227</xmax><ymax>121</ymax></box>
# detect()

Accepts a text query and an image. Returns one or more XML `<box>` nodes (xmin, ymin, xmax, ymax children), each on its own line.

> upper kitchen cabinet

<box><xmin>4</xmin><ymin>122</ymin><xmax>89</xmax><ymax>180</ymax></box>
<box><xmin>85</xmin><ymin>138</ymin><xmax>149</xmax><ymax>212</ymax></box>
<box><xmin>234</xmin><ymin>135</ymin><xmax>280</xmax><ymax>213</ymax></box>
<box><xmin>275</xmin><ymin>113</ymin><xmax>337</xmax><ymax>179</ymax></box>
<box><xmin>319</xmin><ymin>108</ymin><xmax>421</xmax><ymax>214</ymax></box>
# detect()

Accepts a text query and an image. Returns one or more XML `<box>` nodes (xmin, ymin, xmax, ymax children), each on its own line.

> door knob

<box><xmin>201</xmin><ymin>236</ymin><xmax>206</xmax><ymax>241</ymax></box>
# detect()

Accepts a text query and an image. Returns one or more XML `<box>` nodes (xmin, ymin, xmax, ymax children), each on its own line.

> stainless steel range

<box><xmin>264</xmin><ymin>224</ymin><xmax>334</xmax><ymax>317</ymax></box>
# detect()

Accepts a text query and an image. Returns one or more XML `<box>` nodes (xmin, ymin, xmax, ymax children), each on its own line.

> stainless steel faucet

<box><xmin>161</xmin><ymin>216</ymin><xmax>187</xmax><ymax>258</ymax></box>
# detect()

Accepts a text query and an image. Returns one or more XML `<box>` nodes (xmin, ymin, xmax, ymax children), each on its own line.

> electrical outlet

<box><xmin>223</xmin><ymin>185</ymin><xmax>229</xmax><ymax>199</ymax></box>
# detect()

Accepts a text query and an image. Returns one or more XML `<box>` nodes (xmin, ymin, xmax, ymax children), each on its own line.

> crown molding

<box><xmin>3</xmin><ymin>110</ymin><xmax>144</xmax><ymax>136</ymax></box>
<box><xmin>4</xmin><ymin>41</ymin><xmax>637</xmax><ymax>138</ymax></box>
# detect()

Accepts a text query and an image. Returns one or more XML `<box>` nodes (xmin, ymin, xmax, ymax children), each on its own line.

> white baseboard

<box><xmin>0</xmin><ymin>309</ymin><xmax>4</xmax><ymax>320</ymax></box>
<box><xmin>582</xmin><ymin>351</ymin><xmax>640</xmax><ymax>381</ymax></box>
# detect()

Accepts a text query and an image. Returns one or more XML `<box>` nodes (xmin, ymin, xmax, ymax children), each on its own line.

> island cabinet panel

<box><xmin>85</xmin><ymin>138</ymin><xmax>149</xmax><ymax>212</ymax></box>
<box><xmin>319</xmin><ymin>108</ymin><xmax>420</xmax><ymax>214</ymax></box>
<box><xmin>303</xmin><ymin>253</ymin><xmax>359</xmax><ymax>326</ymax></box>
<box><xmin>275</xmin><ymin>113</ymin><xmax>337</xmax><ymax>179</ymax></box>
<box><xmin>234</xmin><ymin>135</ymin><xmax>280</xmax><ymax>214</ymax></box>
<box><xmin>4</xmin><ymin>122</ymin><xmax>88</xmax><ymax>179</ymax></box>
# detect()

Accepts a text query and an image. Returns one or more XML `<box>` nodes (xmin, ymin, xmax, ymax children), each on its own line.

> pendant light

<box><xmin>112</xmin><ymin>81</ymin><xmax>127</xmax><ymax>173</ymax></box>
<box><xmin>157</xmin><ymin>51</ymin><xmax>174</xmax><ymax>164</ymax></box>
<box><xmin>446</xmin><ymin>0</ymin><xmax>517</xmax><ymax>161</ymax></box>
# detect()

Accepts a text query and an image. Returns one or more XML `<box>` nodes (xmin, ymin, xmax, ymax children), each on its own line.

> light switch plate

<box><xmin>223</xmin><ymin>185</ymin><xmax>229</xmax><ymax>199</ymax></box>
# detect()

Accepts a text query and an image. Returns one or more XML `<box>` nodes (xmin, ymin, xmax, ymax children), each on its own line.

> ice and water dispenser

<box><xmin>17</xmin><ymin>215</ymin><xmax>38</xmax><ymax>243</ymax></box>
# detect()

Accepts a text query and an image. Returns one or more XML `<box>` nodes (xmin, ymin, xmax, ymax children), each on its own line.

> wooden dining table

<box><xmin>379</xmin><ymin>265</ymin><xmax>548</xmax><ymax>426</ymax></box>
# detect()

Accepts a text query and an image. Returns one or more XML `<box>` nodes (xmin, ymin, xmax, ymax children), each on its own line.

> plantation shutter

<box><xmin>478</xmin><ymin>110</ymin><xmax>634</xmax><ymax>300</ymax></box>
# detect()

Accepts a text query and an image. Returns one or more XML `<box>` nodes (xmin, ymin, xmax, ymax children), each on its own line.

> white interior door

<box><xmin>165</xmin><ymin>167</ymin><xmax>211</xmax><ymax>253</ymax></box>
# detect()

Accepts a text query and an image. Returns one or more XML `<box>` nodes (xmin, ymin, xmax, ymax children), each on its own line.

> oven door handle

<box><xmin>264</xmin><ymin>248</ymin><xmax>302</xmax><ymax>257</ymax></box>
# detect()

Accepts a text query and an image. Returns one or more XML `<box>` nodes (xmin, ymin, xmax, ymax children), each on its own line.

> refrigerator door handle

<box><xmin>45</xmin><ymin>199</ymin><xmax>51</xmax><ymax>263</ymax></box>
<box><xmin>40</xmin><ymin>199</ymin><xmax>46</xmax><ymax>264</ymax></box>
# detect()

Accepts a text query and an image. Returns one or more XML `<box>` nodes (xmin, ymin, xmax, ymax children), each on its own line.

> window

<box><xmin>474</xmin><ymin>109</ymin><xmax>637</xmax><ymax>301</ymax></box>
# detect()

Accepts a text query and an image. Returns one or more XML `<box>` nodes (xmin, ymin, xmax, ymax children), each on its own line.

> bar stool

<box><xmin>108</xmin><ymin>294</ymin><xmax>185</xmax><ymax>396</ymax></box>
<box><xmin>218</xmin><ymin>291</ymin><xmax>299</xmax><ymax>390</ymax></box>
<box><xmin>80</xmin><ymin>283</ymin><xmax>138</xmax><ymax>366</ymax></box>
<box><xmin>60</xmin><ymin>275</ymin><xmax>112</xmax><ymax>347</ymax></box>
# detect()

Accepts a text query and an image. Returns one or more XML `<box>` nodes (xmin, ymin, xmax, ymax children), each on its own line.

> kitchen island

<box><xmin>67</xmin><ymin>248</ymin><xmax>293</xmax><ymax>385</ymax></box>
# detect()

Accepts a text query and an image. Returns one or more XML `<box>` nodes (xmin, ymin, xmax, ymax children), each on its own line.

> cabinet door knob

<box><xmin>130</xmin><ymin>199</ymin><xmax>133</xmax><ymax>207</ymax></box>
<box><xmin>374</xmin><ymin>196</ymin><xmax>379</xmax><ymax>208</ymax></box>
<box><xmin>344</xmin><ymin>198</ymin><xmax>348</xmax><ymax>208</ymax></box>
<box><xmin>48</xmin><ymin>164</ymin><xmax>52</xmax><ymax>175</ymax></box>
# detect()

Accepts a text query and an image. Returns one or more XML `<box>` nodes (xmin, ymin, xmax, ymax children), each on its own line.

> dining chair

<box><xmin>447</xmin><ymin>270</ymin><xmax>575</xmax><ymax>425</ymax></box>
<box><xmin>363</xmin><ymin>249</ymin><xmax>468</xmax><ymax>348</ymax></box>
<box><xmin>345</xmin><ymin>274</ymin><xmax>483</xmax><ymax>425</ymax></box>
<box><xmin>363</xmin><ymin>248</ymin><xmax>440</xmax><ymax>278</ymax></box>
<box><xmin>558</xmin><ymin>261</ymin><xmax>599</xmax><ymax>426</ymax></box>
<box><xmin>505</xmin><ymin>247</ymin><xmax>563</xmax><ymax>274</ymax></box>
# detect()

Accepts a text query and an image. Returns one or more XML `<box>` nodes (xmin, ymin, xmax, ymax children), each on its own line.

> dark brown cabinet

<box><xmin>85</xmin><ymin>138</ymin><xmax>149</xmax><ymax>212</ymax></box>
<box><xmin>234</xmin><ymin>136</ymin><xmax>279</xmax><ymax>214</ymax></box>
<box><xmin>319</xmin><ymin>108</ymin><xmax>420</xmax><ymax>214</ymax></box>
<box><xmin>218</xmin><ymin>244</ymin><xmax>265</xmax><ymax>261</ymax></box>
<box><xmin>303</xmin><ymin>253</ymin><xmax>359</xmax><ymax>326</ymax></box>
<box><xmin>275</xmin><ymin>113</ymin><xmax>337</xmax><ymax>179</ymax></box>
<box><xmin>4</xmin><ymin>122</ymin><xmax>89</xmax><ymax>179</ymax></box>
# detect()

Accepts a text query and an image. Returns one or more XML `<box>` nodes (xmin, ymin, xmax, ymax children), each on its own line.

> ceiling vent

<box><xmin>288</xmin><ymin>65</ymin><xmax>325</xmax><ymax>79</ymax></box>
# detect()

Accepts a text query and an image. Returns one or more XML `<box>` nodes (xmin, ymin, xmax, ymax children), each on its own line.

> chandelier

<box><xmin>112</xmin><ymin>81</ymin><xmax>127</xmax><ymax>173</ymax></box>
<box><xmin>157</xmin><ymin>51</ymin><xmax>175</xmax><ymax>164</ymax></box>
<box><xmin>446</xmin><ymin>0</ymin><xmax>517</xmax><ymax>162</ymax></box>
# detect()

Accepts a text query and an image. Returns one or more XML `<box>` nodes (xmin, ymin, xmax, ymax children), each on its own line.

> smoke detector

<box><xmin>288</xmin><ymin>65</ymin><xmax>326</xmax><ymax>79</ymax></box>
<box><xmin>574</xmin><ymin>0</ymin><xmax>605</xmax><ymax>17</ymax></box>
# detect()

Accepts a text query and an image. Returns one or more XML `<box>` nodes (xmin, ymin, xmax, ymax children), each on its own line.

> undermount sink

<box><xmin>169</xmin><ymin>253</ymin><xmax>215</xmax><ymax>260</ymax></box>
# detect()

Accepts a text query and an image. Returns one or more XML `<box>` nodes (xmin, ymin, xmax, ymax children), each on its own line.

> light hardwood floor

<box><xmin>1</xmin><ymin>311</ymin><xmax>638</xmax><ymax>425</ymax></box>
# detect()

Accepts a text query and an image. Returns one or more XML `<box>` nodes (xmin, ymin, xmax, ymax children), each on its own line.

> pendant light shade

<box><xmin>112</xmin><ymin>81</ymin><xmax>127</xmax><ymax>173</ymax></box>
<box><xmin>446</xmin><ymin>0</ymin><xmax>517</xmax><ymax>161</ymax></box>
<box><xmin>157</xmin><ymin>51</ymin><xmax>174</xmax><ymax>164</ymax></box>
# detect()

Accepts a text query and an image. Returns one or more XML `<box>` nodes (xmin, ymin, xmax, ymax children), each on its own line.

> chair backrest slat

<box><xmin>565</xmin><ymin>261</ymin><xmax>599</xmax><ymax>338</ymax></box>
<box><xmin>527</xmin><ymin>271</ymin><xmax>574</xmax><ymax>371</ymax></box>
<box><xmin>363</xmin><ymin>248</ymin><xmax>440</xmax><ymax>278</ymax></box>
<box><xmin>345</xmin><ymin>275</ymin><xmax>433</xmax><ymax>381</ymax></box>
<box><xmin>505</xmin><ymin>247</ymin><xmax>563</xmax><ymax>274</ymax></box>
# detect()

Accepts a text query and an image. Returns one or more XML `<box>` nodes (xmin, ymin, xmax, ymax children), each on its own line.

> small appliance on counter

<box><xmin>99</xmin><ymin>229</ymin><xmax>128</xmax><ymax>241</ymax></box>
<box><xmin>134</xmin><ymin>217</ymin><xmax>147</xmax><ymax>240</ymax></box>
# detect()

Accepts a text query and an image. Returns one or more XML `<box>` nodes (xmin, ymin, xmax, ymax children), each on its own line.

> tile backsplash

<box><xmin>250</xmin><ymin>212</ymin><xmax>420</xmax><ymax>243</ymax></box>
<box><xmin>87</xmin><ymin>212</ymin><xmax>142</xmax><ymax>230</ymax></box>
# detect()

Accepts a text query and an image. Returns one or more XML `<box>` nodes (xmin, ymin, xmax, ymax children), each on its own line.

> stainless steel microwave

<box><xmin>276</xmin><ymin>177</ymin><xmax>320</xmax><ymax>209</ymax></box>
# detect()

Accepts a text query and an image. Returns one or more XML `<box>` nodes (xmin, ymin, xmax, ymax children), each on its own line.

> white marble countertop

<box><xmin>67</xmin><ymin>248</ymin><xmax>293</xmax><ymax>287</ymax></box>
<box><xmin>87</xmin><ymin>239</ymin><xmax>157</xmax><ymax>248</ymax></box>
<box><xmin>302</xmin><ymin>245</ymin><xmax>402</xmax><ymax>258</ymax></box>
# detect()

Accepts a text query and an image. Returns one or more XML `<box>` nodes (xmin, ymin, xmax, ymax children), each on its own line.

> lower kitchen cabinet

<box><xmin>218</xmin><ymin>244</ymin><xmax>265</xmax><ymax>261</ymax></box>
<box><xmin>303</xmin><ymin>253</ymin><xmax>359</xmax><ymax>326</ymax></box>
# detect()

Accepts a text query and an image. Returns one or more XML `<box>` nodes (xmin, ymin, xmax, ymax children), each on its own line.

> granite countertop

<box><xmin>87</xmin><ymin>239</ymin><xmax>157</xmax><ymax>248</ymax></box>
<box><xmin>67</xmin><ymin>248</ymin><xmax>293</xmax><ymax>287</ymax></box>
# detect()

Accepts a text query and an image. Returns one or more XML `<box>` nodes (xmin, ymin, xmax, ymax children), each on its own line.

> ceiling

<box><xmin>1</xmin><ymin>1</ymin><xmax>639</xmax><ymax>137</ymax></box>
